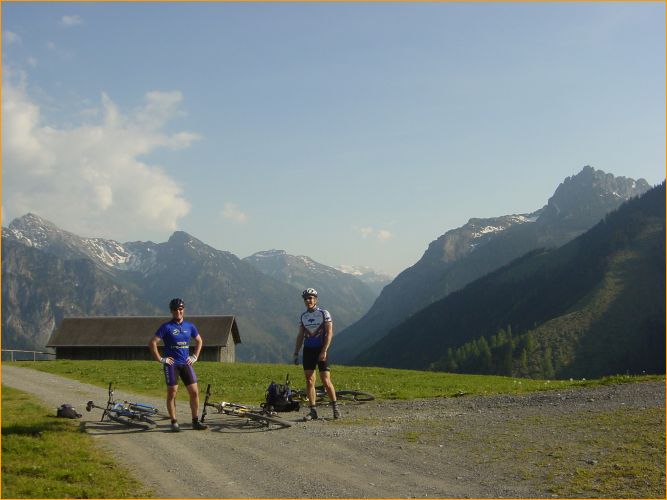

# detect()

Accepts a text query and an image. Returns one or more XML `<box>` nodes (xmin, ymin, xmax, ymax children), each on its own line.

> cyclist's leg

<box><xmin>164</xmin><ymin>363</ymin><xmax>179</xmax><ymax>421</ymax></box>
<box><xmin>185</xmin><ymin>382</ymin><xmax>199</xmax><ymax>419</ymax></box>
<box><xmin>302</xmin><ymin>347</ymin><xmax>320</xmax><ymax>419</ymax></box>
<box><xmin>319</xmin><ymin>364</ymin><xmax>336</xmax><ymax>402</ymax></box>
<box><xmin>302</xmin><ymin>348</ymin><xmax>319</xmax><ymax>399</ymax></box>
<box><xmin>178</xmin><ymin>364</ymin><xmax>200</xmax><ymax>419</ymax></box>
<box><xmin>166</xmin><ymin>385</ymin><xmax>178</xmax><ymax>421</ymax></box>
<box><xmin>304</xmin><ymin>369</ymin><xmax>317</xmax><ymax>405</ymax></box>
<box><xmin>319</xmin><ymin>360</ymin><xmax>340</xmax><ymax>418</ymax></box>
<box><xmin>179</xmin><ymin>365</ymin><xmax>205</xmax><ymax>429</ymax></box>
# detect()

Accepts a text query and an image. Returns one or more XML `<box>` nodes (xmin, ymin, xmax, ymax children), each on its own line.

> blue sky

<box><xmin>2</xmin><ymin>2</ymin><xmax>665</xmax><ymax>276</ymax></box>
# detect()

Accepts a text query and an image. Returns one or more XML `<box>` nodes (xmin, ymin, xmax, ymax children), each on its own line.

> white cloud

<box><xmin>355</xmin><ymin>226</ymin><xmax>394</xmax><ymax>242</ymax></box>
<box><xmin>3</xmin><ymin>31</ymin><xmax>22</xmax><ymax>44</ymax></box>
<box><xmin>358</xmin><ymin>227</ymin><xmax>374</xmax><ymax>239</ymax></box>
<box><xmin>61</xmin><ymin>15</ymin><xmax>83</xmax><ymax>27</ymax></box>
<box><xmin>221</xmin><ymin>203</ymin><xmax>248</xmax><ymax>223</ymax></box>
<box><xmin>376</xmin><ymin>229</ymin><xmax>394</xmax><ymax>241</ymax></box>
<box><xmin>2</xmin><ymin>71</ymin><xmax>201</xmax><ymax>240</ymax></box>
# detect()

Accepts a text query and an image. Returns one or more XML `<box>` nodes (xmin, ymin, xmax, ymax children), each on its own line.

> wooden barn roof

<box><xmin>47</xmin><ymin>316</ymin><xmax>241</xmax><ymax>348</ymax></box>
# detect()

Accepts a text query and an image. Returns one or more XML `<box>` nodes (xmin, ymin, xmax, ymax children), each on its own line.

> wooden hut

<box><xmin>47</xmin><ymin>316</ymin><xmax>241</xmax><ymax>362</ymax></box>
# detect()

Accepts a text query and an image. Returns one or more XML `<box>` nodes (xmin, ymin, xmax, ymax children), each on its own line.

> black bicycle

<box><xmin>201</xmin><ymin>384</ymin><xmax>292</xmax><ymax>429</ymax></box>
<box><xmin>290</xmin><ymin>386</ymin><xmax>375</xmax><ymax>403</ymax></box>
<box><xmin>283</xmin><ymin>374</ymin><xmax>375</xmax><ymax>404</ymax></box>
<box><xmin>86</xmin><ymin>382</ymin><xmax>161</xmax><ymax>429</ymax></box>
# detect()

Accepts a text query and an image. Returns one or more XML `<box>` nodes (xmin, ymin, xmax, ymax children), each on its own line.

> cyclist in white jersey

<box><xmin>294</xmin><ymin>288</ymin><xmax>340</xmax><ymax>420</ymax></box>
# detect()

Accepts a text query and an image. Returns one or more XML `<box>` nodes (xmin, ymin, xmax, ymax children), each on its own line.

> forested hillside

<box><xmin>353</xmin><ymin>183</ymin><xmax>665</xmax><ymax>378</ymax></box>
<box><xmin>333</xmin><ymin>167</ymin><xmax>651</xmax><ymax>362</ymax></box>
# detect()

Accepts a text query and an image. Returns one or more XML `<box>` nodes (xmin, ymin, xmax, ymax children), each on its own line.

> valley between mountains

<box><xmin>3</xmin><ymin>365</ymin><xmax>664</xmax><ymax>498</ymax></box>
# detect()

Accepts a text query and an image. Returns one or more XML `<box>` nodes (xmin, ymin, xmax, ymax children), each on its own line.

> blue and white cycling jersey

<box><xmin>300</xmin><ymin>307</ymin><xmax>332</xmax><ymax>349</ymax></box>
<box><xmin>154</xmin><ymin>319</ymin><xmax>199</xmax><ymax>364</ymax></box>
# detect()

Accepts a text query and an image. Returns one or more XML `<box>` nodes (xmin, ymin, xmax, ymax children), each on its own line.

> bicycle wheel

<box><xmin>292</xmin><ymin>388</ymin><xmax>328</xmax><ymax>403</ymax></box>
<box><xmin>244</xmin><ymin>411</ymin><xmax>293</xmax><ymax>429</ymax></box>
<box><xmin>336</xmin><ymin>390</ymin><xmax>375</xmax><ymax>402</ymax></box>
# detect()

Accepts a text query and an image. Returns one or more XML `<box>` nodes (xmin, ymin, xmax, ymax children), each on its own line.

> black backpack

<box><xmin>57</xmin><ymin>403</ymin><xmax>82</xmax><ymax>419</ymax></box>
<box><xmin>264</xmin><ymin>382</ymin><xmax>300</xmax><ymax>412</ymax></box>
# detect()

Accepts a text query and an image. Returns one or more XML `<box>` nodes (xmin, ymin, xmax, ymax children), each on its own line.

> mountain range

<box><xmin>3</xmin><ymin>165</ymin><xmax>659</xmax><ymax>377</ymax></box>
<box><xmin>1</xmin><ymin>218</ymin><xmax>380</xmax><ymax>361</ymax></box>
<box><xmin>243</xmin><ymin>250</ymin><xmax>378</xmax><ymax>329</ymax></box>
<box><xmin>332</xmin><ymin>166</ymin><xmax>653</xmax><ymax>363</ymax></box>
<box><xmin>352</xmin><ymin>182</ymin><xmax>665</xmax><ymax>378</ymax></box>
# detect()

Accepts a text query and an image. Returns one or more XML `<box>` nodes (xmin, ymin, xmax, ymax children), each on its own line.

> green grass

<box><xmin>1</xmin><ymin>386</ymin><xmax>153</xmax><ymax>498</ymax></box>
<box><xmin>7</xmin><ymin>359</ymin><xmax>662</xmax><ymax>405</ymax></box>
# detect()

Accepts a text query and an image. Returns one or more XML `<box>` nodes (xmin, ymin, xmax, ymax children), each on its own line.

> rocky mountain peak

<box><xmin>7</xmin><ymin>213</ymin><xmax>64</xmax><ymax>249</ymax></box>
<box><xmin>164</xmin><ymin>231</ymin><xmax>223</xmax><ymax>262</ymax></box>
<box><xmin>540</xmin><ymin>166</ymin><xmax>650</xmax><ymax>223</ymax></box>
<box><xmin>167</xmin><ymin>230</ymin><xmax>196</xmax><ymax>244</ymax></box>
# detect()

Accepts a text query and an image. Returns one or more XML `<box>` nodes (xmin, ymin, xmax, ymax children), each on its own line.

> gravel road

<box><xmin>2</xmin><ymin>365</ymin><xmax>664</xmax><ymax>498</ymax></box>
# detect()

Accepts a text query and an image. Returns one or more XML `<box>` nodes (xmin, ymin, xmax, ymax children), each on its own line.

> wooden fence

<box><xmin>2</xmin><ymin>349</ymin><xmax>57</xmax><ymax>361</ymax></box>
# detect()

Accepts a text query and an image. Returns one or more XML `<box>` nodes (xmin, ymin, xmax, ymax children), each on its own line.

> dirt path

<box><xmin>2</xmin><ymin>365</ymin><xmax>664</xmax><ymax>498</ymax></box>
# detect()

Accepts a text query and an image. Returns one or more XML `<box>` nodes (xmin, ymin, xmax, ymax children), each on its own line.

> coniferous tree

<box><xmin>543</xmin><ymin>346</ymin><xmax>555</xmax><ymax>379</ymax></box>
<box><xmin>478</xmin><ymin>337</ymin><xmax>493</xmax><ymax>373</ymax></box>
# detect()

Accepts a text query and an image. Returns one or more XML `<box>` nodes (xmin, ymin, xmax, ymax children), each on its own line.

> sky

<box><xmin>2</xmin><ymin>2</ymin><xmax>665</xmax><ymax>276</ymax></box>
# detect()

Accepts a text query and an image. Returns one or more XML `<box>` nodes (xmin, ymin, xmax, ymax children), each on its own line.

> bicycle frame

<box><xmin>86</xmin><ymin>382</ymin><xmax>160</xmax><ymax>428</ymax></box>
<box><xmin>201</xmin><ymin>384</ymin><xmax>292</xmax><ymax>428</ymax></box>
<box><xmin>285</xmin><ymin>374</ymin><xmax>375</xmax><ymax>404</ymax></box>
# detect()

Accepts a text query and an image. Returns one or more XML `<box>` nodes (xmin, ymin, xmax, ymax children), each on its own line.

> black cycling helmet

<box><xmin>169</xmin><ymin>298</ymin><xmax>185</xmax><ymax>310</ymax></box>
<box><xmin>301</xmin><ymin>288</ymin><xmax>318</xmax><ymax>299</ymax></box>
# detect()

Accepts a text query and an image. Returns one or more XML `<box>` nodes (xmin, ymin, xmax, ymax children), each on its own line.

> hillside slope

<box><xmin>353</xmin><ymin>183</ymin><xmax>665</xmax><ymax>378</ymax></box>
<box><xmin>1</xmin><ymin>239</ymin><xmax>161</xmax><ymax>351</ymax></box>
<box><xmin>333</xmin><ymin>167</ymin><xmax>651</xmax><ymax>363</ymax></box>
<box><xmin>243</xmin><ymin>249</ymin><xmax>377</xmax><ymax>331</ymax></box>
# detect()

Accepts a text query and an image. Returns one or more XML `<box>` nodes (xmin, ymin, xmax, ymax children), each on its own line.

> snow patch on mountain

<box><xmin>470</xmin><ymin>214</ymin><xmax>537</xmax><ymax>239</ymax></box>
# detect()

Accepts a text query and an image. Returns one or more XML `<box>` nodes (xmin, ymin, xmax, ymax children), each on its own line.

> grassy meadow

<box><xmin>1</xmin><ymin>386</ymin><xmax>153</xmax><ymax>498</ymax></box>
<box><xmin>6</xmin><ymin>359</ymin><xmax>661</xmax><ymax>404</ymax></box>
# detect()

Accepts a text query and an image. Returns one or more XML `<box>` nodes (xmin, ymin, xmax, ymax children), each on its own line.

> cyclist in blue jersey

<box><xmin>148</xmin><ymin>298</ymin><xmax>207</xmax><ymax>432</ymax></box>
<box><xmin>293</xmin><ymin>288</ymin><xmax>340</xmax><ymax>420</ymax></box>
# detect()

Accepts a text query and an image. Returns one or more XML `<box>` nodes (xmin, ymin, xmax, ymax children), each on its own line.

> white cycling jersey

<box><xmin>299</xmin><ymin>307</ymin><xmax>332</xmax><ymax>348</ymax></box>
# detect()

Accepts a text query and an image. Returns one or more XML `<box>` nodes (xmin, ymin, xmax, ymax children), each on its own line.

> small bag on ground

<box><xmin>264</xmin><ymin>382</ymin><xmax>300</xmax><ymax>412</ymax></box>
<box><xmin>56</xmin><ymin>403</ymin><xmax>82</xmax><ymax>419</ymax></box>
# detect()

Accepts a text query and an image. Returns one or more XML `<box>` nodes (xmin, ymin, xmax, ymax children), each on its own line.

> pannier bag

<box><xmin>57</xmin><ymin>403</ymin><xmax>82</xmax><ymax>419</ymax></box>
<box><xmin>265</xmin><ymin>382</ymin><xmax>300</xmax><ymax>412</ymax></box>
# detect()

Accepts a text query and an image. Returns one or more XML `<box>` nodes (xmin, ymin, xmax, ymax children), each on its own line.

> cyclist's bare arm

<box><xmin>193</xmin><ymin>334</ymin><xmax>203</xmax><ymax>359</ymax></box>
<box><xmin>320</xmin><ymin>322</ymin><xmax>333</xmax><ymax>361</ymax></box>
<box><xmin>148</xmin><ymin>336</ymin><xmax>163</xmax><ymax>363</ymax></box>
<box><xmin>294</xmin><ymin>325</ymin><xmax>305</xmax><ymax>354</ymax></box>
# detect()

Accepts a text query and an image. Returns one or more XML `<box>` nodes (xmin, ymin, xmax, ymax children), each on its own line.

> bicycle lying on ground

<box><xmin>86</xmin><ymin>382</ymin><xmax>162</xmax><ymax>429</ymax></box>
<box><xmin>282</xmin><ymin>374</ymin><xmax>376</xmax><ymax>404</ymax></box>
<box><xmin>291</xmin><ymin>386</ymin><xmax>375</xmax><ymax>403</ymax></box>
<box><xmin>201</xmin><ymin>384</ymin><xmax>292</xmax><ymax>429</ymax></box>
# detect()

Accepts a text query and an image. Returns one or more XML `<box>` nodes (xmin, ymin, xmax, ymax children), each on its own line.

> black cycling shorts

<box><xmin>302</xmin><ymin>346</ymin><xmax>330</xmax><ymax>372</ymax></box>
<box><xmin>163</xmin><ymin>363</ymin><xmax>197</xmax><ymax>387</ymax></box>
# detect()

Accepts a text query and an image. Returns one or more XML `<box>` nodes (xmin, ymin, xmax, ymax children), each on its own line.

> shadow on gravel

<box><xmin>203</xmin><ymin>415</ymin><xmax>296</xmax><ymax>434</ymax></box>
<box><xmin>82</xmin><ymin>420</ymin><xmax>163</xmax><ymax>435</ymax></box>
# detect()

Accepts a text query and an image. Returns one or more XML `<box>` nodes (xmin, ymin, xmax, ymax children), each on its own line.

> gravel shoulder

<box><xmin>2</xmin><ymin>365</ymin><xmax>664</xmax><ymax>498</ymax></box>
